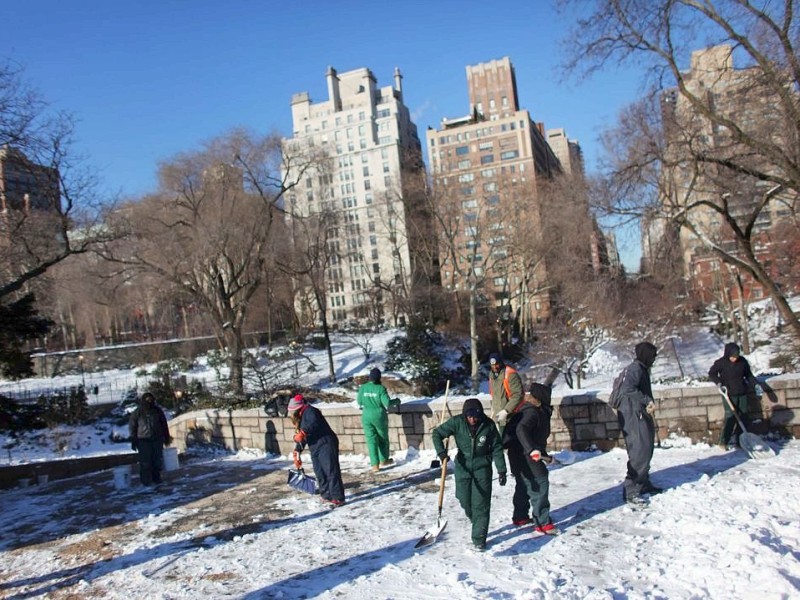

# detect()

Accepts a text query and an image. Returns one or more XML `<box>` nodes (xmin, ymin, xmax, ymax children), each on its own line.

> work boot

<box><xmin>380</xmin><ymin>458</ymin><xmax>394</xmax><ymax>467</ymax></box>
<box><xmin>371</xmin><ymin>465</ymin><xmax>380</xmax><ymax>472</ymax></box>
<box><xmin>534</xmin><ymin>523</ymin><xmax>560</xmax><ymax>536</ymax></box>
<box><xmin>512</xmin><ymin>517</ymin><xmax>531</xmax><ymax>526</ymax></box>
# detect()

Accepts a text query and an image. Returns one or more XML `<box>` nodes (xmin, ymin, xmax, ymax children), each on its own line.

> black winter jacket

<box><xmin>297</xmin><ymin>405</ymin><xmax>339</xmax><ymax>452</ymax></box>
<box><xmin>708</xmin><ymin>348</ymin><xmax>756</xmax><ymax>397</ymax></box>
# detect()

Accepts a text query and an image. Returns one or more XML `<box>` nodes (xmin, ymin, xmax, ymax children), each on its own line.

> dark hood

<box><xmin>724</xmin><ymin>343</ymin><xmax>741</xmax><ymax>359</ymax></box>
<box><xmin>635</xmin><ymin>342</ymin><xmax>658</xmax><ymax>368</ymax></box>
<box><xmin>529</xmin><ymin>383</ymin><xmax>552</xmax><ymax>406</ymax></box>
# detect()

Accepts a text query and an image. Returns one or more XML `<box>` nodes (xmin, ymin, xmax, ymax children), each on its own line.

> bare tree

<box><xmin>561</xmin><ymin>0</ymin><xmax>800</xmax><ymax>344</ymax></box>
<box><xmin>279</xmin><ymin>205</ymin><xmax>340</xmax><ymax>384</ymax></box>
<box><xmin>0</xmin><ymin>62</ymin><xmax>112</xmax><ymax>302</ymax></box>
<box><xmin>103</xmin><ymin>129</ymin><xmax>316</xmax><ymax>395</ymax></box>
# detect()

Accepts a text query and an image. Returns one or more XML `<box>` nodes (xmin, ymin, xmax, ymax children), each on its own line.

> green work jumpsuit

<box><xmin>432</xmin><ymin>413</ymin><xmax>507</xmax><ymax>547</ymax></box>
<box><xmin>357</xmin><ymin>380</ymin><xmax>398</xmax><ymax>467</ymax></box>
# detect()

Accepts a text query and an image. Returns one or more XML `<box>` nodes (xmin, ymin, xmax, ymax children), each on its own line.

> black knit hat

<box><xmin>529</xmin><ymin>383</ymin><xmax>552</xmax><ymax>405</ymax></box>
<box><xmin>369</xmin><ymin>367</ymin><xmax>381</xmax><ymax>383</ymax></box>
<box><xmin>462</xmin><ymin>398</ymin><xmax>484</xmax><ymax>418</ymax></box>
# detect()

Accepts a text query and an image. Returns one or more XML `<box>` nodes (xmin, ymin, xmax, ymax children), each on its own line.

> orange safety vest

<box><xmin>502</xmin><ymin>366</ymin><xmax>523</xmax><ymax>413</ymax></box>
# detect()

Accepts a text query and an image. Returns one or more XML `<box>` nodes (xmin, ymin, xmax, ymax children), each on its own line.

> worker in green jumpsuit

<box><xmin>357</xmin><ymin>368</ymin><xmax>400</xmax><ymax>471</ymax></box>
<box><xmin>432</xmin><ymin>398</ymin><xmax>507</xmax><ymax>551</ymax></box>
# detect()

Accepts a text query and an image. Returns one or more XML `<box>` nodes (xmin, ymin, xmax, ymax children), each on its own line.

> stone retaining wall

<box><xmin>169</xmin><ymin>375</ymin><xmax>800</xmax><ymax>456</ymax></box>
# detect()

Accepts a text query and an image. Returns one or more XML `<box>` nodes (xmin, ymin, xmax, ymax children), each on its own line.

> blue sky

<box><xmin>1</xmin><ymin>0</ymin><xmax>648</xmax><ymax>269</ymax></box>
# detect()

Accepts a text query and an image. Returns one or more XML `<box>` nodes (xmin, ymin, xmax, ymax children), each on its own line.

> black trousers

<box><xmin>136</xmin><ymin>438</ymin><xmax>164</xmax><ymax>485</ymax></box>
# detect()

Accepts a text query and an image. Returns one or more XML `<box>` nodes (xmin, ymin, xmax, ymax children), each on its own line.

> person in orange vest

<box><xmin>488</xmin><ymin>353</ymin><xmax>524</xmax><ymax>434</ymax></box>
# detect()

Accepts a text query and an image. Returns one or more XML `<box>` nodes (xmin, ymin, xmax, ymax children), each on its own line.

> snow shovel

<box><xmin>719</xmin><ymin>387</ymin><xmax>775</xmax><ymax>460</ymax></box>
<box><xmin>415</xmin><ymin>457</ymin><xmax>448</xmax><ymax>548</ymax></box>
<box><xmin>287</xmin><ymin>467</ymin><xmax>318</xmax><ymax>495</ymax></box>
<box><xmin>429</xmin><ymin>380</ymin><xmax>451</xmax><ymax>470</ymax></box>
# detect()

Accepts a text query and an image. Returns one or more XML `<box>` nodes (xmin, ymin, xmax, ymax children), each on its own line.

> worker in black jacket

<box><xmin>503</xmin><ymin>383</ymin><xmax>559</xmax><ymax>535</ymax></box>
<box><xmin>708</xmin><ymin>342</ymin><xmax>757</xmax><ymax>449</ymax></box>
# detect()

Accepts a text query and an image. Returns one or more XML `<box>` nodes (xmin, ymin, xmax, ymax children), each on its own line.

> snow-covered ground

<box><xmin>1</xmin><ymin>303</ymin><xmax>798</xmax><ymax>598</ymax></box>
<box><xmin>1</xmin><ymin>438</ymin><xmax>797</xmax><ymax>598</ymax></box>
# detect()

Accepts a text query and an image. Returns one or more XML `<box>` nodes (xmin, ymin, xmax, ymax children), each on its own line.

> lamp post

<box><xmin>78</xmin><ymin>354</ymin><xmax>85</xmax><ymax>388</ymax></box>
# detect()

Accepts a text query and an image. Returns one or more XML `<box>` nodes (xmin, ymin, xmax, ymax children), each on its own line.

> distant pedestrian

<box><xmin>129</xmin><ymin>392</ymin><xmax>172</xmax><ymax>487</ymax></box>
<box><xmin>288</xmin><ymin>394</ymin><xmax>345</xmax><ymax>507</ymax></box>
<box><xmin>431</xmin><ymin>398</ymin><xmax>507</xmax><ymax>551</ymax></box>
<box><xmin>488</xmin><ymin>353</ymin><xmax>524</xmax><ymax>433</ymax></box>
<box><xmin>616</xmin><ymin>342</ymin><xmax>663</xmax><ymax>504</ymax></box>
<box><xmin>357</xmin><ymin>367</ymin><xmax>400</xmax><ymax>471</ymax></box>
<box><xmin>708</xmin><ymin>342</ymin><xmax>757</xmax><ymax>449</ymax></box>
<box><xmin>503</xmin><ymin>382</ymin><xmax>558</xmax><ymax>535</ymax></box>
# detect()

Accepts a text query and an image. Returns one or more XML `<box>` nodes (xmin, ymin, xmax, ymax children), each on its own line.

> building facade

<box><xmin>425</xmin><ymin>57</ymin><xmax>563</xmax><ymax>326</ymax></box>
<box><xmin>284</xmin><ymin>66</ymin><xmax>435</xmax><ymax>328</ymax></box>
<box><xmin>654</xmin><ymin>45</ymin><xmax>798</xmax><ymax>305</ymax></box>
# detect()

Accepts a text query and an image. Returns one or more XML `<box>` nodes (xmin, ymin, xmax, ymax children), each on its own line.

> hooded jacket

<box><xmin>617</xmin><ymin>342</ymin><xmax>657</xmax><ymax>413</ymax></box>
<box><xmin>708</xmin><ymin>343</ymin><xmax>756</xmax><ymax>397</ymax></box>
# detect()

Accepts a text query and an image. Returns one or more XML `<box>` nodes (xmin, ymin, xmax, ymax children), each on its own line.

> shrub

<box><xmin>384</xmin><ymin>325</ymin><xmax>443</xmax><ymax>395</ymax></box>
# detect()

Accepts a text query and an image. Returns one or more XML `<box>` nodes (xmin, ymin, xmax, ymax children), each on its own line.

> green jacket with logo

<box><xmin>432</xmin><ymin>414</ymin><xmax>506</xmax><ymax>483</ymax></box>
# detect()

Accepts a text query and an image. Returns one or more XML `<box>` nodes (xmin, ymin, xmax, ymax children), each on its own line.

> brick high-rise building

<box><xmin>425</xmin><ymin>57</ymin><xmax>563</xmax><ymax>327</ymax></box>
<box><xmin>653</xmin><ymin>45</ymin><xmax>797</xmax><ymax>304</ymax></box>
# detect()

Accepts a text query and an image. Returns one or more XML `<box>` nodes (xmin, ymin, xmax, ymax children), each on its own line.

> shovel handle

<box><xmin>720</xmin><ymin>388</ymin><xmax>749</xmax><ymax>433</ymax></box>
<box><xmin>436</xmin><ymin>454</ymin><xmax>448</xmax><ymax>514</ymax></box>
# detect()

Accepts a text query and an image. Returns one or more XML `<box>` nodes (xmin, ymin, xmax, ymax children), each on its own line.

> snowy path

<box><xmin>1</xmin><ymin>439</ymin><xmax>798</xmax><ymax>599</ymax></box>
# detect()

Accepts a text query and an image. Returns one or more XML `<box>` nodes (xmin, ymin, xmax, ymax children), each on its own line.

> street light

<box><xmin>78</xmin><ymin>355</ymin><xmax>85</xmax><ymax>388</ymax></box>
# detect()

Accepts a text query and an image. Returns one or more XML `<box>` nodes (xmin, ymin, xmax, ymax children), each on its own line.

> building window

<box><xmin>480</xmin><ymin>155</ymin><xmax>494</xmax><ymax>164</ymax></box>
<box><xmin>458</xmin><ymin>159</ymin><xmax>471</xmax><ymax>169</ymax></box>
<box><xmin>455</xmin><ymin>145</ymin><xmax>469</xmax><ymax>155</ymax></box>
<box><xmin>500</xmin><ymin>150</ymin><xmax>519</xmax><ymax>160</ymax></box>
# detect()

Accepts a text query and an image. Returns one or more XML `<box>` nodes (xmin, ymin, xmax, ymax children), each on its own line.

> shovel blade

<box><xmin>414</xmin><ymin>519</ymin><xmax>447</xmax><ymax>548</ymax></box>
<box><xmin>739</xmin><ymin>432</ymin><xmax>776</xmax><ymax>460</ymax></box>
<box><xmin>287</xmin><ymin>468</ymin><xmax>318</xmax><ymax>495</ymax></box>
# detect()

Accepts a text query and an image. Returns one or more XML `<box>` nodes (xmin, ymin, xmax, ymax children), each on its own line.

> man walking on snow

<box><xmin>432</xmin><ymin>398</ymin><xmax>507</xmax><ymax>551</ymax></box>
<box><xmin>616</xmin><ymin>342</ymin><xmax>663</xmax><ymax>505</ymax></box>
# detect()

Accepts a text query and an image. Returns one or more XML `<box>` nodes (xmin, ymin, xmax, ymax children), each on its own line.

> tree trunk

<box><xmin>469</xmin><ymin>283</ymin><xmax>479</xmax><ymax>393</ymax></box>
<box><xmin>224</xmin><ymin>327</ymin><xmax>245</xmax><ymax>396</ymax></box>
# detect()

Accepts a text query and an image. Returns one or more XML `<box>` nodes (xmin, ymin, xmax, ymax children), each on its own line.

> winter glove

<box><xmin>292</xmin><ymin>450</ymin><xmax>302</xmax><ymax>469</ymax></box>
<box><xmin>390</xmin><ymin>397</ymin><xmax>401</xmax><ymax>407</ymax></box>
<box><xmin>495</xmin><ymin>409</ymin><xmax>509</xmax><ymax>426</ymax></box>
<box><xmin>645</xmin><ymin>401</ymin><xmax>656</xmax><ymax>415</ymax></box>
<box><xmin>131</xmin><ymin>439</ymin><xmax>138</xmax><ymax>452</ymax></box>
<box><xmin>438</xmin><ymin>452</ymin><xmax>449</xmax><ymax>463</ymax></box>
<box><xmin>294</xmin><ymin>442</ymin><xmax>303</xmax><ymax>453</ymax></box>
<box><xmin>530</xmin><ymin>449</ymin><xmax>541</xmax><ymax>461</ymax></box>
<box><xmin>293</xmin><ymin>430</ymin><xmax>307</xmax><ymax>444</ymax></box>
<box><xmin>498</xmin><ymin>473</ymin><xmax>507</xmax><ymax>486</ymax></box>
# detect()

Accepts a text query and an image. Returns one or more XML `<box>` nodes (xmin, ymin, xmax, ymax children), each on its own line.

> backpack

<box><xmin>608</xmin><ymin>366</ymin><xmax>628</xmax><ymax>410</ymax></box>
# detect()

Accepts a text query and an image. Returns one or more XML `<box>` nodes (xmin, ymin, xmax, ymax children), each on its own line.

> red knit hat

<box><xmin>287</xmin><ymin>394</ymin><xmax>306</xmax><ymax>412</ymax></box>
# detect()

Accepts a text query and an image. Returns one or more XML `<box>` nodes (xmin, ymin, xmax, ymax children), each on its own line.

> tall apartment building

<box><xmin>284</xmin><ymin>66</ymin><xmax>435</xmax><ymax>327</ymax></box>
<box><xmin>654</xmin><ymin>45</ymin><xmax>797</xmax><ymax>303</ymax></box>
<box><xmin>425</xmin><ymin>57</ymin><xmax>562</xmax><ymax>326</ymax></box>
<box><xmin>0</xmin><ymin>145</ymin><xmax>59</xmax><ymax>214</ymax></box>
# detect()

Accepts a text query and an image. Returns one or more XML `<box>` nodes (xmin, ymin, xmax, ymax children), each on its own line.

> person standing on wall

<box><xmin>129</xmin><ymin>392</ymin><xmax>173</xmax><ymax>487</ymax></box>
<box><xmin>288</xmin><ymin>394</ymin><xmax>346</xmax><ymax>507</ymax></box>
<box><xmin>488</xmin><ymin>353</ymin><xmax>524</xmax><ymax>435</ymax></box>
<box><xmin>708</xmin><ymin>342</ymin><xmax>757</xmax><ymax>450</ymax></box>
<box><xmin>616</xmin><ymin>342</ymin><xmax>663</xmax><ymax>505</ymax></box>
<box><xmin>503</xmin><ymin>382</ymin><xmax>559</xmax><ymax>535</ymax></box>
<box><xmin>357</xmin><ymin>367</ymin><xmax>400</xmax><ymax>472</ymax></box>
